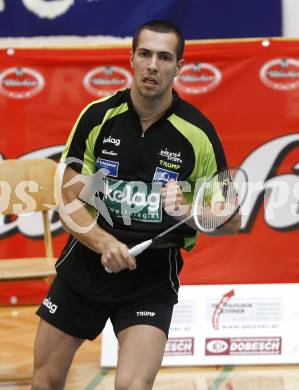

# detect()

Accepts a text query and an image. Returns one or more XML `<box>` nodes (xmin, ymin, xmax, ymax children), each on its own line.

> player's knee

<box><xmin>31</xmin><ymin>369</ymin><xmax>65</xmax><ymax>390</ymax></box>
<box><xmin>115</xmin><ymin>374</ymin><xmax>155</xmax><ymax>390</ymax></box>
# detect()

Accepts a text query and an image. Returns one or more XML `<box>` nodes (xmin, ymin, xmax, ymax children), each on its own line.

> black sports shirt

<box><xmin>61</xmin><ymin>88</ymin><xmax>226</xmax><ymax>251</ymax></box>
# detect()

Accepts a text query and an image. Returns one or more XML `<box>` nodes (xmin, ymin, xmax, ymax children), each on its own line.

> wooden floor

<box><xmin>0</xmin><ymin>306</ymin><xmax>299</xmax><ymax>389</ymax></box>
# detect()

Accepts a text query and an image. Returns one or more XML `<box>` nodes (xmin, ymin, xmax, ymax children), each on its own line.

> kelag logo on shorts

<box><xmin>104</xmin><ymin>178</ymin><xmax>162</xmax><ymax>222</ymax></box>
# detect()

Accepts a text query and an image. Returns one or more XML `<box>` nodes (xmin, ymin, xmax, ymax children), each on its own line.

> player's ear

<box><xmin>175</xmin><ymin>58</ymin><xmax>185</xmax><ymax>76</ymax></box>
<box><xmin>129</xmin><ymin>50</ymin><xmax>134</xmax><ymax>68</ymax></box>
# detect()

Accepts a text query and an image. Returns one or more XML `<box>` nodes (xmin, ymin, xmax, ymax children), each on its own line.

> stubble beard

<box><xmin>136</xmin><ymin>79</ymin><xmax>170</xmax><ymax>101</ymax></box>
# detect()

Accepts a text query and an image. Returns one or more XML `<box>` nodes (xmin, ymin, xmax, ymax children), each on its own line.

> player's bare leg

<box><xmin>31</xmin><ymin>319</ymin><xmax>84</xmax><ymax>390</ymax></box>
<box><xmin>115</xmin><ymin>324</ymin><xmax>167</xmax><ymax>390</ymax></box>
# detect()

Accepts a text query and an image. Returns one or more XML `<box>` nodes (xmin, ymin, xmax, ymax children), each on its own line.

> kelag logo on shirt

<box><xmin>104</xmin><ymin>178</ymin><xmax>162</xmax><ymax>222</ymax></box>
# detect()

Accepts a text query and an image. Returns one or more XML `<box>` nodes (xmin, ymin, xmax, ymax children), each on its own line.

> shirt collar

<box><xmin>126</xmin><ymin>88</ymin><xmax>180</xmax><ymax>122</ymax></box>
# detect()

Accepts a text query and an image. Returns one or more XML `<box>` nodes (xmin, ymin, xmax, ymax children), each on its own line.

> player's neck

<box><xmin>130</xmin><ymin>87</ymin><xmax>173</xmax><ymax>131</ymax></box>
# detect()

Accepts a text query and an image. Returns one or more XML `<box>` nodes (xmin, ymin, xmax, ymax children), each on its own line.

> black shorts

<box><xmin>55</xmin><ymin>240</ymin><xmax>182</xmax><ymax>306</ymax></box>
<box><xmin>36</xmin><ymin>275</ymin><xmax>174</xmax><ymax>340</ymax></box>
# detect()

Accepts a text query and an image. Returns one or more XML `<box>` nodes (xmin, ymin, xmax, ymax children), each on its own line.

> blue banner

<box><xmin>0</xmin><ymin>0</ymin><xmax>281</xmax><ymax>39</ymax></box>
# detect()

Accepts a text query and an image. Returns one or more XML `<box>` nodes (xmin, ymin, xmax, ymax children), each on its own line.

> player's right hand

<box><xmin>99</xmin><ymin>238</ymin><xmax>136</xmax><ymax>273</ymax></box>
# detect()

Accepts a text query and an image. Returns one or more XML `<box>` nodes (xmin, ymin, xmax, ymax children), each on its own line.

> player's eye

<box><xmin>139</xmin><ymin>50</ymin><xmax>149</xmax><ymax>57</ymax></box>
<box><xmin>159</xmin><ymin>53</ymin><xmax>171</xmax><ymax>61</ymax></box>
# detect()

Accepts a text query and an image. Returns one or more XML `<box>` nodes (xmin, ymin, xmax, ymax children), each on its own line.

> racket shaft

<box><xmin>155</xmin><ymin>214</ymin><xmax>193</xmax><ymax>240</ymax></box>
<box><xmin>129</xmin><ymin>239</ymin><xmax>153</xmax><ymax>256</ymax></box>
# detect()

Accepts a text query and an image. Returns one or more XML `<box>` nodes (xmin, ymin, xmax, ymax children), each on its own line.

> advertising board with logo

<box><xmin>0</xmin><ymin>39</ymin><xmax>298</xmax><ymax>309</ymax></box>
<box><xmin>0</xmin><ymin>1</ymin><xmax>281</xmax><ymax>39</ymax></box>
<box><xmin>173</xmin><ymin>62</ymin><xmax>222</xmax><ymax>94</ymax></box>
<box><xmin>101</xmin><ymin>284</ymin><xmax>299</xmax><ymax>366</ymax></box>
<box><xmin>0</xmin><ymin>66</ymin><xmax>45</xmax><ymax>98</ymax></box>
<box><xmin>83</xmin><ymin>66</ymin><xmax>132</xmax><ymax>97</ymax></box>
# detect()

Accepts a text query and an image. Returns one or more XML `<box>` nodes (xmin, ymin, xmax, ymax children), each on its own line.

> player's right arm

<box><xmin>59</xmin><ymin>165</ymin><xmax>136</xmax><ymax>273</ymax></box>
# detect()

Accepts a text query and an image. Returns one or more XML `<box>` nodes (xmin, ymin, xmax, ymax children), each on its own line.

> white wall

<box><xmin>283</xmin><ymin>0</ymin><xmax>299</xmax><ymax>37</ymax></box>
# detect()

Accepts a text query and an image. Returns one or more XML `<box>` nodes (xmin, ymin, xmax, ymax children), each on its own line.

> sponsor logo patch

<box><xmin>136</xmin><ymin>311</ymin><xmax>156</xmax><ymax>317</ymax></box>
<box><xmin>159</xmin><ymin>148</ymin><xmax>182</xmax><ymax>163</ymax></box>
<box><xmin>103</xmin><ymin>136</ymin><xmax>121</xmax><ymax>147</ymax></box>
<box><xmin>96</xmin><ymin>158</ymin><xmax>119</xmax><ymax>177</ymax></box>
<box><xmin>42</xmin><ymin>297</ymin><xmax>58</xmax><ymax>314</ymax></box>
<box><xmin>153</xmin><ymin>167</ymin><xmax>179</xmax><ymax>183</ymax></box>
<box><xmin>101</xmin><ymin>149</ymin><xmax>118</xmax><ymax>156</ymax></box>
<box><xmin>104</xmin><ymin>178</ymin><xmax>162</xmax><ymax>222</ymax></box>
<box><xmin>159</xmin><ymin>160</ymin><xmax>180</xmax><ymax>170</ymax></box>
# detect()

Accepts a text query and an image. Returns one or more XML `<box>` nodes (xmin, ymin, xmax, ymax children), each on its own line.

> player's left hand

<box><xmin>160</xmin><ymin>180</ymin><xmax>190</xmax><ymax>218</ymax></box>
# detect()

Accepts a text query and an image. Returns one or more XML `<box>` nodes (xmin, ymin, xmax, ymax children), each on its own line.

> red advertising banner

<box><xmin>0</xmin><ymin>39</ymin><xmax>298</xmax><ymax>304</ymax></box>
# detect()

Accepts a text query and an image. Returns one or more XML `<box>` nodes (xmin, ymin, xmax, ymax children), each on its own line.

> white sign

<box><xmin>101</xmin><ymin>284</ymin><xmax>299</xmax><ymax>366</ymax></box>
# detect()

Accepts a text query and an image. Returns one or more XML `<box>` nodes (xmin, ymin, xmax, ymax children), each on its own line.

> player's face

<box><xmin>130</xmin><ymin>29</ymin><xmax>184</xmax><ymax>99</ymax></box>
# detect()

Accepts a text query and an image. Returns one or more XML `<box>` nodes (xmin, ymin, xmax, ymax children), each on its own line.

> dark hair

<box><xmin>132</xmin><ymin>20</ymin><xmax>185</xmax><ymax>61</ymax></box>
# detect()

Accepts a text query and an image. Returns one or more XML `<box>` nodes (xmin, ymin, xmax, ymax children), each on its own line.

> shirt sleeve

<box><xmin>60</xmin><ymin>104</ymin><xmax>98</xmax><ymax>175</ymax></box>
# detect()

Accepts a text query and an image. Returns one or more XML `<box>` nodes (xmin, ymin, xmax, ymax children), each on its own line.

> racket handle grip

<box><xmin>104</xmin><ymin>239</ymin><xmax>153</xmax><ymax>273</ymax></box>
<box><xmin>129</xmin><ymin>239</ymin><xmax>153</xmax><ymax>257</ymax></box>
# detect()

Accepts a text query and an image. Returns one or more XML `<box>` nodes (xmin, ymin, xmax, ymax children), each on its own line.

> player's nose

<box><xmin>147</xmin><ymin>55</ymin><xmax>158</xmax><ymax>72</ymax></box>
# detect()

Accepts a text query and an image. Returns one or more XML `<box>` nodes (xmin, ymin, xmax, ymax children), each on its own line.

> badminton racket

<box><xmin>105</xmin><ymin>167</ymin><xmax>247</xmax><ymax>272</ymax></box>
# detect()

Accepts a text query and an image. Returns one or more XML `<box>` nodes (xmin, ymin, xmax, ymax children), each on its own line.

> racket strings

<box><xmin>195</xmin><ymin>170</ymin><xmax>240</xmax><ymax>232</ymax></box>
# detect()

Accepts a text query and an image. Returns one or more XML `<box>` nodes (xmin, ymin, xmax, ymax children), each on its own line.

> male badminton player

<box><xmin>32</xmin><ymin>20</ymin><xmax>240</xmax><ymax>390</ymax></box>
